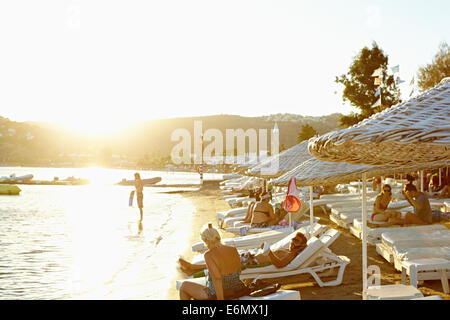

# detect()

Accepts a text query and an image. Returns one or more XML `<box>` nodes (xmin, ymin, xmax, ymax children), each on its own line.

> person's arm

<box><xmin>267</xmin><ymin>249</ymin><xmax>297</xmax><ymax>268</ymax></box>
<box><xmin>204</xmin><ymin>253</ymin><xmax>225</xmax><ymax>300</ymax></box>
<box><xmin>402</xmin><ymin>189</ymin><xmax>414</xmax><ymax>207</ymax></box>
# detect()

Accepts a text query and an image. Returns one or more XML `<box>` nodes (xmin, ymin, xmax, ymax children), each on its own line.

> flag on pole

<box><xmin>374</xmin><ymin>86</ymin><xmax>381</xmax><ymax>97</ymax></box>
<box><xmin>284</xmin><ymin>177</ymin><xmax>301</xmax><ymax>213</ymax></box>
<box><xmin>372</xmin><ymin>97</ymin><xmax>381</xmax><ymax>108</ymax></box>
<box><xmin>371</xmin><ymin>68</ymin><xmax>382</xmax><ymax>77</ymax></box>
<box><xmin>391</xmin><ymin>65</ymin><xmax>400</xmax><ymax>73</ymax></box>
<box><xmin>396</xmin><ymin>77</ymin><xmax>405</xmax><ymax>85</ymax></box>
<box><xmin>374</xmin><ymin>77</ymin><xmax>381</xmax><ymax>85</ymax></box>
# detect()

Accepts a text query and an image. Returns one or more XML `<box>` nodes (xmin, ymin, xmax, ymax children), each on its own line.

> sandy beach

<box><xmin>166</xmin><ymin>182</ymin><xmax>450</xmax><ymax>300</ymax></box>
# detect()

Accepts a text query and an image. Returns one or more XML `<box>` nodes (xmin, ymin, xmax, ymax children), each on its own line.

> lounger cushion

<box><xmin>393</xmin><ymin>246</ymin><xmax>450</xmax><ymax>261</ymax></box>
<box><xmin>192</xmin><ymin>228</ymin><xmax>294</xmax><ymax>252</ymax></box>
<box><xmin>381</xmin><ymin>229</ymin><xmax>450</xmax><ymax>248</ymax></box>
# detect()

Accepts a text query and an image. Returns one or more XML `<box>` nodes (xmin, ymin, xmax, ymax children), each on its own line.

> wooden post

<box><xmin>362</xmin><ymin>173</ymin><xmax>368</xmax><ymax>300</ymax></box>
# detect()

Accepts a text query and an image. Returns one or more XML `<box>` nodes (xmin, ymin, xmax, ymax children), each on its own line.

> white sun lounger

<box><xmin>217</xmin><ymin>207</ymin><xmax>248</xmax><ymax>220</ymax></box>
<box><xmin>325</xmin><ymin>199</ymin><xmax>375</xmax><ymax>209</ymax></box>
<box><xmin>412</xmin><ymin>295</ymin><xmax>443</xmax><ymax>300</ymax></box>
<box><xmin>223</xmin><ymin>214</ymin><xmax>248</xmax><ymax>228</ymax></box>
<box><xmin>330</xmin><ymin>206</ymin><xmax>413</xmax><ymax>230</ymax></box>
<box><xmin>366</xmin><ymin>284</ymin><xmax>424</xmax><ymax>300</ymax></box>
<box><xmin>191</xmin><ymin>223</ymin><xmax>326</xmax><ymax>253</ymax></box>
<box><xmin>400</xmin><ymin>258</ymin><xmax>450</xmax><ymax>293</ymax></box>
<box><xmin>375</xmin><ymin>226</ymin><xmax>449</xmax><ymax>264</ymax></box>
<box><xmin>239</xmin><ymin>229</ymin><xmax>350</xmax><ymax>288</ymax></box>
<box><xmin>318</xmin><ymin>191</ymin><xmax>379</xmax><ymax>200</ymax></box>
<box><xmin>381</xmin><ymin>229</ymin><xmax>450</xmax><ymax>248</ymax></box>
<box><xmin>350</xmin><ymin>219</ymin><xmax>448</xmax><ymax>245</ymax></box>
<box><xmin>222</xmin><ymin>196</ymin><xmax>310</xmax><ymax>231</ymax></box>
<box><xmin>217</xmin><ymin>207</ymin><xmax>249</xmax><ymax>228</ymax></box>
<box><xmin>190</xmin><ymin>224</ymin><xmax>329</xmax><ymax>266</ymax></box>
<box><xmin>182</xmin><ymin>229</ymin><xmax>348</xmax><ymax>289</ymax></box>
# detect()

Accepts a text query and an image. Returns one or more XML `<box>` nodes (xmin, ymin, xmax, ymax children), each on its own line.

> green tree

<box><xmin>335</xmin><ymin>42</ymin><xmax>400</xmax><ymax>127</ymax></box>
<box><xmin>297</xmin><ymin>124</ymin><xmax>318</xmax><ymax>143</ymax></box>
<box><xmin>417</xmin><ymin>42</ymin><xmax>450</xmax><ymax>92</ymax></box>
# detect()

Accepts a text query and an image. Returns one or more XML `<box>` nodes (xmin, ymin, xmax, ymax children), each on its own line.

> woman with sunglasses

<box><xmin>370</xmin><ymin>184</ymin><xmax>402</xmax><ymax>223</ymax></box>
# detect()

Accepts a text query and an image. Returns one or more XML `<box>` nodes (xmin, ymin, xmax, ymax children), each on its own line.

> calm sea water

<box><xmin>0</xmin><ymin>167</ymin><xmax>222</xmax><ymax>300</ymax></box>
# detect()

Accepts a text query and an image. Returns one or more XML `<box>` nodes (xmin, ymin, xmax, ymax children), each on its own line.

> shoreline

<box><xmin>165</xmin><ymin>183</ymin><xmax>450</xmax><ymax>300</ymax></box>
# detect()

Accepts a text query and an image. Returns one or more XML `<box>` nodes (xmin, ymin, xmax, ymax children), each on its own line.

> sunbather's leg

<box><xmin>371</xmin><ymin>212</ymin><xmax>389</xmax><ymax>222</ymax></box>
<box><xmin>403</xmin><ymin>212</ymin><xmax>427</xmax><ymax>225</ymax></box>
<box><xmin>179</xmin><ymin>281</ymin><xmax>210</xmax><ymax>300</ymax></box>
<box><xmin>178</xmin><ymin>258</ymin><xmax>206</xmax><ymax>276</ymax></box>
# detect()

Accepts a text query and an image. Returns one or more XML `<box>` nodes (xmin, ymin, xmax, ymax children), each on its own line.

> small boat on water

<box><xmin>116</xmin><ymin>177</ymin><xmax>162</xmax><ymax>186</ymax></box>
<box><xmin>0</xmin><ymin>174</ymin><xmax>34</xmax><ymax>182</ymax></box>
<box><xmin>0</xmin><ymin>176</ymin><xmax>90</xmax><ymax>186</ymax></box>
<box><xmin>0</xmin><ymin>185</ymin><xmax>21</xmax><ymax>195</ymax></box>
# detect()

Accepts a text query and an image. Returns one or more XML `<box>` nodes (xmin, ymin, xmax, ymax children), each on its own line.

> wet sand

<box><xmin>166</xmin><ymin>182</ymin><xmax>450</xmax><ymax>300</ymax></box>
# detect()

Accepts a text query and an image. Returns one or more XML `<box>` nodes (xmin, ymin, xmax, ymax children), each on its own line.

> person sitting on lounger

<box><xmin>242</xmin><ymin>192</ymin><xmax>262</xmax><ymax>223</ymax></box>
<box><xmin>370</xmin><ymin>184</ymin><xmax>402</xmax><ymax>223</ymax></box>
<box><xmin>179</xmin><ymin>224</ymin><xmax>250</xmax><ymax>300</ymax></box>
<box><xmin>250</xmin><ymin>192</ymin><xmax>279</xmax><ymax>228</ymax></box>
<box><xmin>369</xmin><ymin>184</ymin><xmax>433</xmax><ymax>227</ymax></box>
<box><xmin>401</xmin><ymin>183</ymin><xmax>433</xmax><ymax>225</ymax></box>
<box><xmin>178</xmin><ymin>231</ymin><xmax>308</xmax><ymax>277</ymax></box>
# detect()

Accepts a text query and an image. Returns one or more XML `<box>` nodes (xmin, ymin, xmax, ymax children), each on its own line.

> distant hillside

<box><xmin>110</xmin><ymin>113</ymin><xmax>343</xmax><ymax>156</ymax></box>
<box><xmin>0</xmin><ymin>113</ymin><xmax>343</xmax><ymax>165</ymax></box>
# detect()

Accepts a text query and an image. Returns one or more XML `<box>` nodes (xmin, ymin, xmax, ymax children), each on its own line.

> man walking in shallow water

<box><xmin>134</xmin><ymin>172</ymin><xmax>144</xmax><ymax>221</ymax></box>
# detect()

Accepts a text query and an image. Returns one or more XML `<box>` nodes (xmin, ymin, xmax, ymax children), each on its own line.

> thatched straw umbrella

<box><xmin>246</xmin><ymin>140</ymin><xmax>313</xmax><ymax>178</ymax></box>
<box><xmin>308</xmin><ymin>77</ymin><xmax>450</xmax><ymax>167</ymax></box>
<box><xmin>307</xmin><ymin>77</ymin><xmax>450</xmax><ymax>300</ymax></box>
<box><xmin>272</xmin><ymin>156</ymin><xmax>449</xmax><ymax>240</ymax></box>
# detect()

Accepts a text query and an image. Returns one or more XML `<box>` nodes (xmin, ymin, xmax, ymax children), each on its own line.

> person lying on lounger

<box><xmin>370</xmin><ymin>184</ymin><xmax>402</xmax><ymax>223</ymax></box>
<box><xmin>178</xmin><ymin>231</ymin><xmax>308</xmax><ymax>277</ymax></box>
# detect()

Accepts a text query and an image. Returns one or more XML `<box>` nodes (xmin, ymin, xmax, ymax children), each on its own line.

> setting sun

<box><xmin>57</xmin><ymin>116</ymin><xmax>137</xmax><ymax>136</ymax></box>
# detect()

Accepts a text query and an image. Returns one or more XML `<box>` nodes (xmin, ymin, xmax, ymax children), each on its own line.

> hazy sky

<box><xmin>0</xmin><ymin>0</ymin><xmax>449</xmax><ymax>134</ymax></box>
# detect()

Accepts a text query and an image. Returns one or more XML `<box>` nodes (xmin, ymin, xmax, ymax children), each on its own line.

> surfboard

<box><xmin>129</xmin><ymin>190</ymin><xmax>135</xmax><ymax>207</ymax></box>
